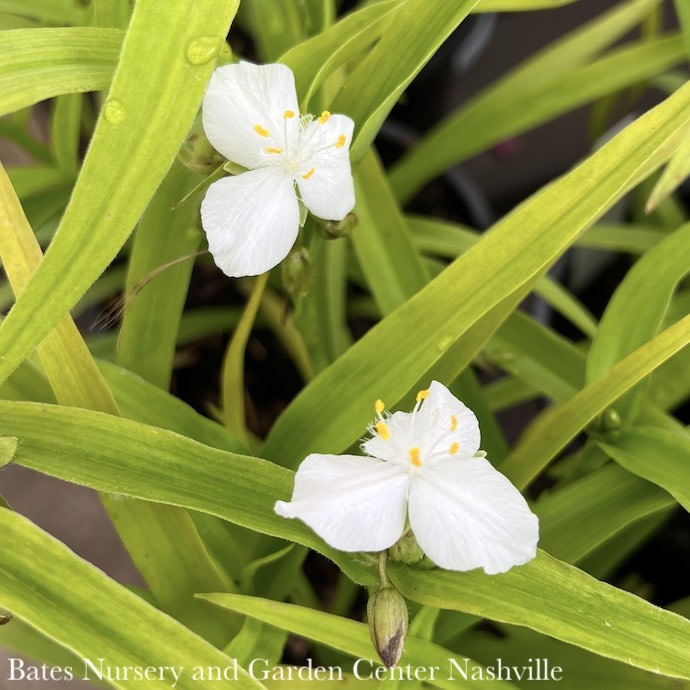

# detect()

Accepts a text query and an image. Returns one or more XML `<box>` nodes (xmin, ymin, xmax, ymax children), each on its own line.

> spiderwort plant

<box><xmin>276</xmin><ymin>381</ymin><xmax>539</xmax><ymax>575</ymax></box>
<box><xmin>200</xmin><ymin>62</ymin><xmax>355</xmax><ymax>277</ymax></box>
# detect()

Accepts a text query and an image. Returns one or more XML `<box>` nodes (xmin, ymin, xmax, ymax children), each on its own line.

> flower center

<box><xmin>252</xmin><ymin>111</ymin><xmax>348</xmax><ymax>183</ymax></box>
<box><xmin>371</xmin><ymin>391</ymin><xmax>463</xmax><ymax>464</ymax></box>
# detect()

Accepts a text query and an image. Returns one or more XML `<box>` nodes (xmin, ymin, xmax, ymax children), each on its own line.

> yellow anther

<box><xmin>450</xmin><ymin>414</ymin><xmax>457</xmax><ymax>431</ymax></box>
<box><xmin>253</xmin><ymin>124</ymin><xmax>270</xmax><ymax>137</ymax></box>
<box><xmin>409</xmin><ymin>447</ymin><xmax>422</xmax><ymax>467</ymax></box>
<box><xmin>376</xmin><ymin>422</ymin><xmax>390</xmax><ymax>440</ymax></box>
<box><xmin>265</xmin><ymin>147</ymin><xmax>283</xmax><ymax>154</ymax></box>
<box><xmin>317</xmin><ymin>111</ymin><xmax>331</xmax><ymax>124</ymax></box>
<box><xmin>416</xmin><ymin>389</ymin><xmax>429</xmax><ymax>402</ymax></box>
<box><xmin>375</xmin><ymin>399</ymin><xmax>385</xmax><ymax>414</ymax></box>
<box><xmin>302</xmin><ymin>167</ymin><xmax>315</xmax><ymax>180</ymax></box>
<box><xmin>283</xmin><ymin>110</ymin><xmax>295</xmax><ymax>119</ymax></box>
<box><xmin>449</xmin><ymin>442</ymin><xmax>459</xmax><ymax>455</ymax></box>
<box><xmin>335</xmin><ymin>134</ymin><xmax>347</xmax><ymax>149</ymax></box>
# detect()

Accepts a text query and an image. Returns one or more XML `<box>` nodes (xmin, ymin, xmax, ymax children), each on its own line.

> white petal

<box><xmin>202</xmin><ymin>62</ymin><xmax>299</xmax><ymax>169</ymax></box>
<box><xmin>296</xmin><ymin>114</ymin><xmax>355</xmax><ymax>220</ymax></box>
<box><xmin>275</xmin><ymin>454</ymin><xmax>410</xmax><ymax>552</ymax></box>
<box><xmin>362</xmin><ymin>410</ymin><xmax>414</xmax><ymax>464</ymax></box>
<box><xmin>201</xmin><ymin>168</ymin><xmax>299</xmax><ymax>277</ymax></box>
<box><xmin>418</xmin><ymin>380</ymin><xmax>481</xmax><ymax>457</ymax></box>
<box><xmin>408</xmin><ymin>457</ymin><xmax>539</xmax><ymax>574</ymax></box>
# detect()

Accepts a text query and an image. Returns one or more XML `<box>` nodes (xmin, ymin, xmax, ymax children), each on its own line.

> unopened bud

<box><xmin>591</xmin><ymin>407</ymin><xmax>622</xmax><ymax>442</ymax></box>
<box><xmin>316</xmin><ymin>212</ymin><xmax>358</xmax><ymax>239</ymax></box>
<box><xmin>367</xmin><ymin>586</ymin><xmax>408</xmax><ymax>668</ymax></box>
<box><xmin>389</xmin><ymin>530</ymin><xmax>424</xmax><ymax>565</ymax></box>
<box><xmin>281</xmin><ymin>248</ymin><xmax>313</xmax><ymax>296</ymax></box>
<box><xmin>178</xmin><ymin>133</ymin><xmax>224</xmax><ymax>174</ymax></box>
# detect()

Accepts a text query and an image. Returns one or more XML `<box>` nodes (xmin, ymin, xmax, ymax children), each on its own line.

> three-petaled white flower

<box><xmin>275</xmin><ymin>381</ymin><xmax>539</xmax><ymax>574</ymax></box>
<box><xmin>200</xmin><ymin>62</ymin><xmax>355</xmax><ymax>278</ymax></box>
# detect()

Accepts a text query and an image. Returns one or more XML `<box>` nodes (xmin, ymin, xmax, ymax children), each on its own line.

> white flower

<box><xmin>200</xmin><ymin>62</ymin><xmax>355</xmax><ymax>278</ymax></box>
<box><xmin>275</xmin><ymin>381</ymin><xmax>539</xmax><ymax>574</ymax></box>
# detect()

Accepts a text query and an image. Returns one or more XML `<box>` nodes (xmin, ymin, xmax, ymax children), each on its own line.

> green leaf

<box><xmin>0</xmin><ymin>436</ymin><xmax>17</xmax><ymax>467</ymax></box>
<box><xmin>587</xmin><ymin>220</ymin><xmax>690</xmax><ymax>424</ymax></box>
<box><xmin>263</xmin><ymin>77</ymin><xmax>690</xmax><ymax>469</ymax></box>
<box><xmin>351</xmin><ymin>150</ymin><xmax>429</xmax><ymax>315</ymax></box>
<box><xmin>280</xmin><ymin>0</ymin><xmax>398</xmax><ymax>109</ymax></box>
<box><xmin>536</xmin><ymin>463</ymin><xmax>675</xmax><ymax>563</ymax></box>
<box><xmin>333</xmin><ymin>0</ymin><xmax>479</xmax><ymax>162</ymax></box>
<box><xmin>390</xmin><ymin>553</ymin><xmax>690</xmax><ymax>680</ymax></box>
<box><xmin>476</xmin><ymin>0</ymin><xmax>578</xmax><ymax>9</ymax></box>
<box><xmin>0</xmin><ymin>0</ymin><xmax>240</xmax><ymax>390</ymax></box>
<box><xmin>0</xmin><ymin>509</ymin><xmax>266</xmax><ymax>690</ymax></box>
<box><xmin>390</xmin><ymin>0</ymin><xmax>671</xmax><ymax>202</ymax></box>
<box><xmin>645</xmin><ymin>134</ymin><xmax>690</xmax><ymax>212</ymax></box>
<box><xmin>200</xmin><ymin>594</ymin><xmax>519</xmax><ymax>690</ymax></box>
<box><xmin>0</xmin><ymin>0</ymin><xmax>90</xmax><ymax>25</ymax></box>
<box><xmin>0</xmin><ymin>399</ymin><xmax>373</xmax><ymax>586</ymax></box>
<box><xmin>117</xmin><ymin>161</ymin><xmax>203</xmax><ymax>391</ymax></box>
<box><xmin>500</xmin><ymin>313</ymin><xmax>690</xmax><ymax>489</ymax></box>
<box><xmin>0</xmin><ymin>27</ymin><xmax>122</xmax><ymax>117</ymax></box>
<box><xmin>601</xmin><ymin>426</ymin><xmax>690</xmax><ymax>512</ymax></box>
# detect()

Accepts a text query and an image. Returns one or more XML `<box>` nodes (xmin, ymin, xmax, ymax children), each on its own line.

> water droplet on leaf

<box><xmin>103</xmin><ymin>98</ymin><xmax>126</xmax><ymax>125</ymax></box>
<box><xmin>186</xmin><ymin>36</ymin><xmax>220</xmax><ymax>65</ymax></box>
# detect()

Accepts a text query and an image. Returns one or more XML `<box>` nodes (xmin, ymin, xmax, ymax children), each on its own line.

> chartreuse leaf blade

<box><xmin>587</xmin><ymin>220</ymin><xmax>690</xmax><ymax>424</ymax></box>
<box><xmin>0</xmin><ymin>28</ymin><xmax>122</xmax><ymax>117</ymax></box>
<box><xmin>645</xmin><ymin>134</ymin><xmax>690</xmax><ymax>212</ymax></box>
<box><xmin>477</xmin><ymin>0</ymin><xmax>578</xmax><ymax>9</ymax></box>
<box><xmin>0</xmin><ymin>510</ymin><xmax>266</xmax><ymax>690</ymax></box>
<box><xmin>280</xmin><ymin>0</ymin><xmax>398</xmax><ymax>109</ymax></box>
<box><xmin>117</xmin><ymin>161</ymin><xmax>203</xmax><ymax>391</ymax></box>
<box><xmin>500</xmin><ymin>314</ymin><xmax>690</xmax><ymax>489</ymax></box>
<box><xmin>3</xmin><ymin>402</ymin><xmax>690</xmax><ymax>679</ymax></box>
<box><xmin>333</xmin><ymin>0</ymin><xmax>479</xmax><ymax>162</ymax></box>
<box><xmin>200</xmin><ymin>594</ymin><xmax>518</xmax><ymax>690</ymax></box>
<box><xmin>0</xmin><ymin>0</ymin><xmax>239</xmax><ymax>389</ymax></box>
<box><xmin>0</xmin><ymin>0</ymin><xmax>89</xmax><ymax>25</ymax></box>
<box><xmin>390</xmin><ymin>0</ymin><xmax>668</xmax><ymax>202</ymax></box>
<box><xmin>0</xmin><ymin>436</ymin><xmax>17</xmax><ymax>467</ymax></box>
<box><xmin>535</xmin><ymin>463</ymin><xmax>675</xmax><ymax>564</ymax></box>
<box><xmin>0</xmin><ymin>162</ymin><xmax>119</xmax><ymax>413</ymax></box>
<box><xmin>390</xmin><ymin>553</ymin><xmax>690</xmax><ymax>680</ymax></box>
<box><xmin>0</xmin><ymin>399</ymin><xmax>374</xmax><ymax>587</ymax></box>
<box><xmin>263</xmin><ymin>77</ymin><xmax>690</xmax><ymax>469</ymax></box>
<box><xmin>601</xmin><ymin>427</ymin><xmax>690</xmax><ymax>512</ymax></box>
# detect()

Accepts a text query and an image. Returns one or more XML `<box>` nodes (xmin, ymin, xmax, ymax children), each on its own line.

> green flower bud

<box><xmin>590</xmin><ymin>407</ymin><xmax>622</xmax><ymax>442</ymax></box>
<box><xmin>281</xmin><ymin>248</ymin><xmax>313</xmax><ymax>297</ymax></box>
<box><xmin>178</xmin><ymin>133</ymin><xmax>224</xmax><ymax>174</ymax></box>
<box><xmin>389</xmin><ymin>530</ymin><xmax>424</xmax><ymax>565</ymax></box>
<box><xmin>316</xmin><ymin>212</ymin><xmax>358</xmax><ymax>239</ymax></box>
<box><xmin>367</xmin><ymin>586</ymin><xmax>408</xmax><ymax>668</ymax></box>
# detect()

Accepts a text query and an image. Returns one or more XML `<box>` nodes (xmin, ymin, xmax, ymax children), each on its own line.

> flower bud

<box><xmin>178</xmin><ymin>133</ymin><xmax>224</xmax><ymax>174</ymax></box>
<box><xmin>389</xmin><ymin>530</ymin><xmax>424</xmax><ymax>565</ymax></box>
<box><xmin>316</xmin><ymin>212</ymin><xmax>358</xmax><ymax>239</ymax></box>
<box><xmin>590</xmin><ymin>407</ymin><xmax>622</xmax><ymax>442</ymax></box>
<box><xmin>367</xmin><ymin>586</ymin><xmax>408</xmax><ymax>668</ymax></box>
<box><xmin>281</xmin><ymin>248</ymin><xmax>313</xmax><ymax>297</ymax></box>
